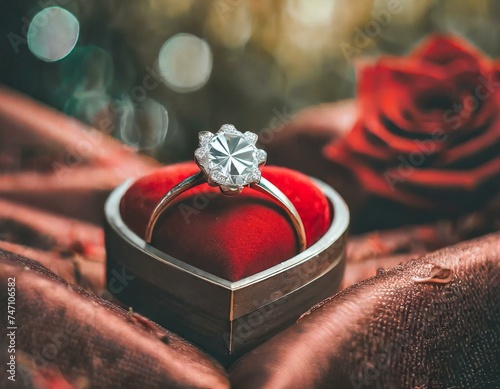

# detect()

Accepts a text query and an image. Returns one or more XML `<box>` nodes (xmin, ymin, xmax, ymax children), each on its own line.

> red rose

<box><xmin>325</xmin><ymin>35</ymin><xmax>500</xmax><ymax>212</ymax></box>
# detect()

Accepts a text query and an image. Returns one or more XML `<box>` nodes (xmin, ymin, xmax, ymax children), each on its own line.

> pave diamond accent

<box><xmin>255</xmin><ymin>149</ymin><xmax>267</xmax><ymax>164</ymax></box>
<box><xmin>195</xmin><ymin>124</ymin><xmax>266</xmax><ymax>189</ymax></box>
<box><xmin>198</xmin><ymin>131</ymin><xmax>213</xmax><ymax>146</ymax></box>
<box><xmin>194</xmin><ymin>147</ymin><xmax>207</xmax><ymax>160</ymax></box>
<box><xmin>243</xmin><ymin>131</ymin><xmax>258</xmax><ymax>144</ymax></box>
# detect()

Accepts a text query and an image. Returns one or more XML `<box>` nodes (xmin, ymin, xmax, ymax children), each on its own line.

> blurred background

<box><xmin>1</xmin><ymin>0</ymin><xmax>500</xmax><ymax>163</ymax></box>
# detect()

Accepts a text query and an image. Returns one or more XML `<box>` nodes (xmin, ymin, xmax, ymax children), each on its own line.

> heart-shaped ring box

<box><xmin>104</xmin><ymin>163</ymin><xmax>349</xmax><ymax>365</ymax></box>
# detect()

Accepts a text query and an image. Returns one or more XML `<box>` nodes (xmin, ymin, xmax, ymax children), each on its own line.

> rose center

<box><xmin>417</xmin><ymin>94</ymin><xmax>455</xmax><ymax>113</ymax></box>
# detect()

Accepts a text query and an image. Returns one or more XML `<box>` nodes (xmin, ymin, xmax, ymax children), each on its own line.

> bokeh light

<box><xmin>117</xmin><ymin>97</ymin><xmax>169</xmax><ymax>150</ymax></box>
<box><xmin>63</xmin><ymin>91</ymin><xmax>112</xmax><ymax>132</ymax></box>
<box><xmin>5</xmin><ymin>0</ymin><xmax>500</xmax><ymax>165</ymax></box>
<box><xmin>286</xmin><ymin>0</ymin><xmax>337</xmax><ymax>27</ymax></box>
<box><xmin>207</xmin><ymin>4</ymin><xmax>252</xmax><ymax>49</ymax></box>
<box><xmin>27</xmin><ymin>7</ymin><xmax>79</xmax><ymax>62</ymax></box>
<box><xmin>59</xmin><ymin>46</ymin><xmax>114</xmax><ymax>95</ymax></box>
<box><xmin>158</xmin><ymin>33</ymin><xmax>213</xmax><ymax>93</ymax></box>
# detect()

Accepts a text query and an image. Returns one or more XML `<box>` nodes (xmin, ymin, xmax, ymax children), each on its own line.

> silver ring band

<box><xmin>144</xmin><ymin>124</ymin><xmax>307</xmax><ymax>252</ymax></box>
<box><xmin>144</xmin><ymin>171</ymin><xmax>307</xmax><ymax>251</ymax></box>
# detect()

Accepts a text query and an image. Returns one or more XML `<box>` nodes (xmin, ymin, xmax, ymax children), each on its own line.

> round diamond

<box><xmin>197</xmin><ymin>126</ymin><xmax>266</xmax><ymax>188</ymax></box>
<box><xmin>207</xmin><ymin>131</ymin><xmax>258</xmax><ymax>187</ymax></box>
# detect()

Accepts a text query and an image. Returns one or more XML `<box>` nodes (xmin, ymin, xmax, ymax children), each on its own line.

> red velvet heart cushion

<box><xmin>120</xmin><ymin>162</ymin><xmax>332</xmax><ymax>281</ymax></box>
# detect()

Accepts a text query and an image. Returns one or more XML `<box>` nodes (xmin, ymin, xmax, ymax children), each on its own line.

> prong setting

<box><xmin>198</xmin><ymin>131</ymin><xmax>214</xmax><ymax>146</ymax></box>
<box><xmin>255</xmin><ymin>149</ymin><xmax>267</xmax><ymax>165</ymax></box>
<box><xmin>244</xmin><ymin>131</ymin><xmax>258</xmax><ymax>145</ymax></box>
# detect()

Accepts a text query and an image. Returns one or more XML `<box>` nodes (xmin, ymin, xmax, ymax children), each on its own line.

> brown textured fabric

<box><xmin>230</xmin><ymin>232</ymin><xmax>500</xmax><ymax>389</ymax></box>
<box><xmin>1</xmin><ymin>86</ymin><xmax>500</xmax><ymax>388</ymax></box>
<box><xmin>0</xmin><ymin>86</ymin><xmax>157</xmax><ymax>224</ymax></box>
<box><xmin>0</xmin><ymin>197</ymin><xmax>106</xmax><ymax>295</ymax></box>
<box><xmin>346</xmin><ymin>206</ymin><xmax>500</xmax><ymax>263</ymax></box>
<box><xmin>0</xmin><ymin>250</ymin><xmax>230</xmax><ymax>389</ymax></box>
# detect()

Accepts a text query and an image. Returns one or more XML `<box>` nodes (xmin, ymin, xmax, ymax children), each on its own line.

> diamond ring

<box><xmin>145</xmin><ymin>124</ymin><xmax>306</xmax><ymax>251</ymax></box>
